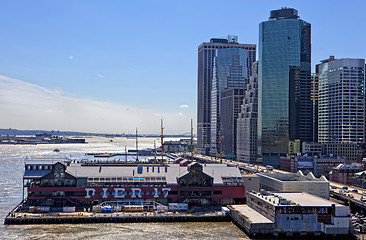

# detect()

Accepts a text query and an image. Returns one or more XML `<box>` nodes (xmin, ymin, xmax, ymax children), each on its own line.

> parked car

<box><xmin>352</xmin><ymin>189</ymin><xmax>358</xmax><ymax>193</ymax></box>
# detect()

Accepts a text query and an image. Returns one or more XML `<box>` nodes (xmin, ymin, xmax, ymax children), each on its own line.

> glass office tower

<box><xmin>197</xmin><ymin>36</ymin><xmax>256</xmax><ymax>155</ymax></box>
<box><xmin>210</xmin><ymin>48</ymin><xmax>249</xmax><ymax>155</ymax></box>
<box><xmin>258</xmin><ymin>8</ymin><xmax>312</xmax><ymax>166</ymax></box>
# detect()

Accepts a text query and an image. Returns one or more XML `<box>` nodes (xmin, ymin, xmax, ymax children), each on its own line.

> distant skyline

<box><xmin>1</xmin><ymin>0</ymin><xmax>365</xmax><ymax>134</ymax></box>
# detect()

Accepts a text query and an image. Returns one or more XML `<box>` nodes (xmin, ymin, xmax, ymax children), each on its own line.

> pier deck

<box><xmin>5</xmin><ymin>211</ymin><xmax>229</xmax><ymax>225</ymax></box>
<box><xmin>229</xmin><ymin>204</ymin><xmax>274</xmax><ymax>236</ymax></box>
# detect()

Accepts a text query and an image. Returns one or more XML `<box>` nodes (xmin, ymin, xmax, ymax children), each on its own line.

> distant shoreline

<box><xmin>0</xmin><ymin>128</ymin><xmax>193</xmax><ymax>138</ymax></box>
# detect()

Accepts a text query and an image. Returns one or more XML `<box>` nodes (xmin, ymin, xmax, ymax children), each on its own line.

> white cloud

<box><xmin>45</xmin><ymin>109</ymin><xmax>63</xmax><ymax>113</ymax></box>
<box><xmin>97</xmin><ymin>74</ymin><xmax>104</xmax><ymax>78</ymax></box>
<box><xmin>0</xmin><ymin>75</ymin><xmax>193</xmax><ymax>134</ymax></box>
<box><xmin>178</xmin><ymin>112</ymin><xmax>184</xmax><ymax>116</ymax></box>
<box><xmin>179</xmin><ymin>104</ymin><xmax>189</xmax><ymax>108</ymax></box>
<box><xmin>68</xmin><ymin>56</ymin><xmax>74</xmax><ymax>60</ymax></box>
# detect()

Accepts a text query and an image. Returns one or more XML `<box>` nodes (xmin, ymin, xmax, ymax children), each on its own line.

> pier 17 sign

<box><xmin>84</xmin><ymin>187</ymin><xmax>172</xmax><ymax>199</ymax></box>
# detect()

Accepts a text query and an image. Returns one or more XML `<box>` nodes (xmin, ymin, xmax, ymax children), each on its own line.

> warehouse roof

<box><xmin>66</xmin><ymin>163</ymin><xmax>242</xmax><ymax>185</ymax></box>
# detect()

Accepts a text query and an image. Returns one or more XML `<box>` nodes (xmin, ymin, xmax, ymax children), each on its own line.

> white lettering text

<box><xmin>85</xmin><ymin>188</ymin><xmax>96</xmax><ymax>198</ymax></box>
<box><xmin>114</xmin><ymin>188</ymin><xmax>125</xmax><ymax>198</ymax></box>
<box><xmin>131</xmin><ymin>188</ymin><xmax>142</xmax><ymax>198</ymax></box>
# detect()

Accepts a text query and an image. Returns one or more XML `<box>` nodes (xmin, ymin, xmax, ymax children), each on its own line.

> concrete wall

<box><xmin>257</xmin><ymin>173</ymin><xmax>330</xmax><ymax>199</ymax></box>
<box><xmin>242</xmin><ymin>175</ymin><xmax>259</xmax><ymax>196</ymax></box>
<box><xmin>275</xmin><ymin>214</ymin><xmax>322</xmax><ymax>232</ymax></box>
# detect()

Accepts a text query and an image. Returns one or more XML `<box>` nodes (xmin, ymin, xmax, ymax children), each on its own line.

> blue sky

<box><xmin>0</xmin><ymin>0</ymin><xmax>365</xmax><ymax>134</ymax></box>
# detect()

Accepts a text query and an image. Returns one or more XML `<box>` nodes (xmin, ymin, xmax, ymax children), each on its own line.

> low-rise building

<box><xmin>23</xmin><ymin>160</ymin><xmax>245</xmax><ymax>211</ymax></box>
<box><xmin>257</xmin><ymin>170</ymin><xmax>329</xmax><ymax>199</ymax></box>
<box><xmin>162</xmin><ymin>139</ymin><xmax>196</xmax><ymax>153</ymax></box>
<box><xmin>240</xmin><ymin>191</ymin><xmax>350</xmax><ymax>236</ymax></box>
<box><xmin>313</xmin><ymin>156</ymin><xmax>345</xmax><ymax>178</ymax></box>
<box><xmin>324</xmin><ymin>142</ymin><xmax>358</xmax><ymax>163</ymax></box>
<box><xmin>302</xmin><ymin>142</ymin><xmax>359</xmax><ymax>163</ymax></box>
<box><xmin>329</xmin><ymin>163</ymin><xmax>363</xmax><ymax>185</ymax></box>
<box><xmin>280</xmin><ymin>154</ymin><xmax>346</xmax><ymax>178</ymax></box>
<box><xmin>302</xmin><ymin>142</ymin><xmax>323</xmax><ymax>156</ymax></box>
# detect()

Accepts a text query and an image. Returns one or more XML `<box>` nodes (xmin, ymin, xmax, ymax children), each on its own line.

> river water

<box><xmin>0</xmin><ymin>137</ymin><xmax>249</xmax><ymax>239</ymax></box>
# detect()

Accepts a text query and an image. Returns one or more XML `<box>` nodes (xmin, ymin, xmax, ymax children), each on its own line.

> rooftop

<box><xmin>269</xmin><ymin>8</ymin><xmax>299</xmax><ymax>20</ymax></box>
<box><xmin>230</xmin><ymin>204</ymin><xmax>273</xmax><ymax>223</ymax></box>
<box><xmin>249</xmin><ymin>191</ymin><xmax>342</xmax><ymax>207</ymax></box>
<box><xmin>257</xmin><ymin>170</ymin><xmax>328</xmax><ymax>182</ymax></box>
<box><xmin>24</xmin><ymin>159</ymin><xmax>243</xmax><ymax>185</ymax></box>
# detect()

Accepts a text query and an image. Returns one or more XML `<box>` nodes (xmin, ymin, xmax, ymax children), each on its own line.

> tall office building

<box><xmin>318</xmin><ymin>57</ymin><xmax>365</xmax><ymax>144</ymax></box>
<box><xmin>210</xmin><ymin>48</ymin><xmax>250</xmax><ymax>155</ymax></box>
<box><xmin>258</xmin><ymin>8</ymin><xmax>312</xmax><ymax>167</ymax></box>
<box><xmin>197</xmin><ymin>36</ymin><xmax>256</xmax><ymax>155</ymax></box>
<box><xmin>311</xmin><ymin>72</ymin><xmax>319</xmax><ymax>142</ymax></box>
<box><xmin>237</xmin><ymin>61</ymin><xmax>259</xmax><ymax>163</ymax></box>
<box><xmin>220</xmin><ymin>88</ymin><xmax>245</xmax><ymax>157</ymax></box>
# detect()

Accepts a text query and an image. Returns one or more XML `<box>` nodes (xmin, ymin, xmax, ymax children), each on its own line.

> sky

<box><xmin>0</xmin><ymin>0</ymin><xmax>365</xmax><ymax>134</ymax></box>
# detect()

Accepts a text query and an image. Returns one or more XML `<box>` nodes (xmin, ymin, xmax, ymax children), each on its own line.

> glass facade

<box><xmin>258</xmin><ymin>10</ymin><xmax>312</xmax><ymax>160</ymax></box>
<box><xmin>210</xmin><ymin>48</ymin><xmax>248</xmax><ymax>155</ymax></box>
<box><xmin>197</xmin><ymin>37</ymin><xmax>256</xmax><ymax>155</ymax></box>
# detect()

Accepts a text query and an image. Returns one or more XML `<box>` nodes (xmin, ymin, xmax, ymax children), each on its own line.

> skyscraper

<box><xmin>220</xmin><ymin>87</ymin><xmax>245</xmax><ymax>157</ymax></box>
<box><xmin>311</xmin><ymin>72</ymin><xmax>319</xmax><ymax>142</ymax></box>
<box><xmin>197</xmin><ymin>36</ymin><xmax>256</xmax><ymax>155</ymax></box>
<box><xmin>210</xmin><ymin>47</ymin><xmax>250</xmax><ymax>156</ymax></box>
<box><xmin>318</xmin><ymin>57</ymin><xmax>366</xmax><ymax>144</ymax></box>
<box><xmin>258</xmin><ymin>8</ymin><xmax>312</xmax><ymax>167</ymax></box>
<box><xmin>237</xmin><ymin>61</ymin><xmax>259</xmax><ymax>163</ymax></box>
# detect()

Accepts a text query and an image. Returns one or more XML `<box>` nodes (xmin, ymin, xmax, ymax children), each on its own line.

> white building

<box><xmin>257</xmin><ymin>170</ymin><xmax>329</xmax><ymax>199</ymax></box>
<box><xmin>318</xmin><ymin>58</ymin><xmax>365</xmax><ymax>144</ymax></box>
<box><xmin>245</xmin><ymin>191</ymin><xmax>350</xmax><ymax>235</ymax></box>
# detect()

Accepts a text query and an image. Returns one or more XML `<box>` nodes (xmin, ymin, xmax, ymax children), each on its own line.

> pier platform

<box><xmin>4</xmin><ymin>211</ymin><xmax>229</xmax><ymax>225</ymax></box>
<box><xmin>229</xmin><ymin>204</ymin><xmax>274</xmax><ymax>237</ymax></box>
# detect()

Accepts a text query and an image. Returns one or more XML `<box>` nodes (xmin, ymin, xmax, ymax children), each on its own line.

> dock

<box><xmin>228</xmin><ymin>204</ymin><xmax>274</xmax><ymax>237</ymax></box>
<box><xmin>4</xmin><ymin>211</ymin><xmax>229</xmax><ymax>225</ymax></box>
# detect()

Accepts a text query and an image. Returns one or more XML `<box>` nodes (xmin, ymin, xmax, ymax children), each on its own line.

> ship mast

<box><xmin>136</xmin><ymin>128</ymin><xmax>139</xmax><ymax>162</ymax></box>
<box><xmin>154</xmin><ymin>140</ymin><xmax>157</xmax><ymax>163</ymax></box>
<box><xmin>161</xmin><ymin>119</ymin><xmax>164</xmax><ymax>165</ymax></box>
<box><xmin>190</xmin><ymin>118</ymin><xmax>194</xmax><ymax>161</ymax></box>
